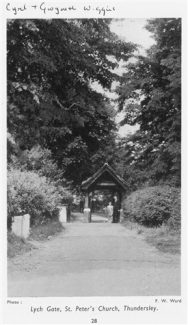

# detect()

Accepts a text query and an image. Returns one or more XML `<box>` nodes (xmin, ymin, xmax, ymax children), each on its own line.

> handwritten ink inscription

<box><xmin>6</xmin><ymin>2</ymin><xmax>116</xmax><ymax>16</ymax></box>
<box><xmin>84</xmin><ymin>5</ymin><xmax>115</xmax><ymax>16</ymax></box>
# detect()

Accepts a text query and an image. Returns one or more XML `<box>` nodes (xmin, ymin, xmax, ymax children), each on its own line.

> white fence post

<box><xmin>22</xmin><ymin>214</ymin><xmax>30</xmax><ymax>238</ymax></box>
<box><xmin>12</xmin><ymin>214</ymin><xmax>30</xmax><ymax>239</ymax></box>
<box><xmin>84</xmin><ymin>208</ymin><xmax>91</xmax><ymax>223</ymax></box>
<box><xmin>58</xmin><ymin>205</ymin><xmax>67</xmax><ymax>224</ymax></box>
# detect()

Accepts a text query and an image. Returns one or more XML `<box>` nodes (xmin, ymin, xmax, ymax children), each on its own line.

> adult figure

<box><xmin>79</xmin><ymin>196</ymin><xmax>84</xmax><ymax>213</ymax></box>
<box><xmin>112</xmin><ymin>195</ymin><xmax>121</xmax><ymax>223</ymax></box>
<box><xmin>106</xmin><ymin>202</ymin><xmax>113</xmax><ymax>223</ymax></box>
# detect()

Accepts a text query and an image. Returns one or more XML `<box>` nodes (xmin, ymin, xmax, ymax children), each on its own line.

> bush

<box><xmin>167</xmin><ymin>191</ymin><xmax>181</xmax><ymax>229</ymax></box>
<box><xmin>122</xmin><ymin>186</ymin><xmax>181</xmax><ymax>227</ymax></box>
<box><xmin>7</xmin><ymin>168</ymin><xmax>71</xmax><ymax>227</ymax></box>
<box><xmin>9</xmin><ymin>145</ymin><xmax>63</xmax><ymax>181</ymax></box>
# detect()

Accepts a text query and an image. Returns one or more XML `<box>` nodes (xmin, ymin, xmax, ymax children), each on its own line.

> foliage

<box><xmin>146</xmin><ymin>228</ymin><xmax>180</xmax><ymax>254</ymax></box>
<box><xmin>123</xmin><ymin>220</ymin><xmax>180</xmax><ymax>254</ymax></box>
<box><xmin>7</xmin><ymin>168</ymin><xmax>71</xmax><ymax>226</ymax></box>
<box><xmin>7</xmin><ymin>19</ymin><xmax>136</xmax><ymax>185</ymax></box>
<box><xmin>116</xmin><ymin>18</ymin><xmax>181</xmax><ymax>186</ymax></box>
<box><xmin>7</xmin><ymin>132</ymin><xmax>19</xmax><ymax>162</ymax></box>
<box><xmin>29</xmin><ymin>220</ymin><xmax>63</xmax><ymax>241</ymax></box>
<box><xmin>90</xmin><ymin>131</ymin><xmax>120</xmax><ymax>171</ymax></box>
<box><xmin>112</xmin><ymin>136</ymin><xmax>152</xmax><ymax>191</ymax></box>
<box><xmin>122</xmin><ymin>186</ymin><xmax>180</xmax><ymax>227</ymax></box>
<box><xmin>9</xmin><ymin>145</ymin><xmax>64</xmax><ymax>182</ymax></box>
<box><xmin>167</xmin><ymin>191</ymin><xmax>181</xmax><ymax>229</ymax></box>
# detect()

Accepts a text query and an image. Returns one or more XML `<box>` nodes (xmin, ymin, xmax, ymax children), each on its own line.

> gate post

<box><xmin>67</xmin><ymin>203</ymin><xmax>71</xmax><ymax>222</ymax></box>
<box><xmin>58</xmin><ymin>205</ymin><xmax>67</xmax><ymax>224</ymax></box>
<box><xmin>84</xmin><ymin>192</ymin><xmax>91</xmax><ymax>223</ymax></box>
<box><xmin>12</xmin><ymin>214</ymin><xmax>30</xmax><ymax>238</ymax></box>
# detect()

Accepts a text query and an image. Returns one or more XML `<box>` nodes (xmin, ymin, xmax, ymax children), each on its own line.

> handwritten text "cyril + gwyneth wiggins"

<box><xmin>6</xmin><ymin>2</ymin><xmax>116</xmax><ymax>16</ymax></box>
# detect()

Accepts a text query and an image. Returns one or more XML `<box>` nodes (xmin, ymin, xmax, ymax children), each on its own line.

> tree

<box><xmin>7</xmin><ymin>19</ymin><xmax>136</xmax><ymax>185</ymax></box>
<box><xmin>116</xmin><ymin>18</ymin><xmax>181</xmax><ymax>186</ymax></box>
<box><xmin>9</xmin><ymin>145</ymin><xmax>64</xmax><ymax>182</ymax></box>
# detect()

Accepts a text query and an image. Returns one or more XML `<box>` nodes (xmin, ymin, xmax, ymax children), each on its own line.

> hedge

<box><xmin>122</xmin><ymin>186</ymin><xmax>181</xmax><ymax>227</ymax></box>
<box><xmin>7</xmin><ymin>168</ymin><xmax>71</xmax><ymax>227</ymax></box>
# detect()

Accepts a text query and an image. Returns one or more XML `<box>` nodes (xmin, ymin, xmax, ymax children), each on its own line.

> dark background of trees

<box><xmin>7</xmin><ymin>18</ymin><xmax>181</xmax><ymax>192</ymax></box>
<box><xmin>116</xmin><ymin>18</ymin><xmax>181</xmax><ymax>189</ymax></box>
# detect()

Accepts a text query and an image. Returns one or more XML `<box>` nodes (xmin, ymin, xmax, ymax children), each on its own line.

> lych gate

<box><xmin>81</xmin><ymin>163</ymin><xmax>128</xmax><ymax>222</ymax></box>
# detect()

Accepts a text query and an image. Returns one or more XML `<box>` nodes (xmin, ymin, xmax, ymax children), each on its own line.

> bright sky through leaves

<box><xmin>110</xmin><ymin>18</ymin><xmax>155</xmax><ymax>55</ymax></box>
<box><xmin>111</xmin><ymin>19</ymin><xmax>155</xmax><ymax>137</ymax></box>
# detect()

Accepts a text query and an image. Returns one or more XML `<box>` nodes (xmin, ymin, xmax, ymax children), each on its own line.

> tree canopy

<box><xmin>7</xmin><ymin>19</ymin><xmax>136</xmax><ymax>185</ymax></box>
<box><xmin>7</xmin><ymin>18</ymin><xmax>181</xmax><ymax>189</ymax></box>
<box><xmin>116</xmin><ymin>18</ymin><xmax>181</xmax><ymax>187</ymax></box>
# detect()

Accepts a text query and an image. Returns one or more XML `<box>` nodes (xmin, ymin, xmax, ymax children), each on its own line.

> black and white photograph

<box><xmin>1</xmin><ymin>0</ymin><xmax>187</xmax><ymax>322</ymax></box>
<box><xmin>6</xmin><ymin>16</ymin><xmax>182</xmax><ymax>297</ymax></box>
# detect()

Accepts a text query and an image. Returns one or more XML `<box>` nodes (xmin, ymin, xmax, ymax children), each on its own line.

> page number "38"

<box><xmin>91</xmin><ymin>319</ymin><xmax>97</xmax><ymax>323</ymax></box>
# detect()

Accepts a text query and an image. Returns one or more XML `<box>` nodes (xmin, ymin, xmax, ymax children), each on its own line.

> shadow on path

<box><xmin>70</xmin><ymin>212</ymin><xmax>108</xmax><ymax>223</ymax></box>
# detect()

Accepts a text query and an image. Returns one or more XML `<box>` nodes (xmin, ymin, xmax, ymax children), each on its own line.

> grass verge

<box><xmin>122</xmin><ymin>220</ymin><xmax>180</xmax><ymax>254</ymax></box>
<box><xmin>8</xmin><ymin>219</ymin><xmax>63</xmax><ymax>258</ymax></box>
<box><xmin>7</xmin><ymin>232</ymin><xmax>34</xmax><ymax>258</ymax></box>
<box><xmin>29</xmin><ymin>219</ymin><xmax>63</xmax><ymax>241</ymax></box>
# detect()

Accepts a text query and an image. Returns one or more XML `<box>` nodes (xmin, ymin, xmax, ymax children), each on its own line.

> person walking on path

<box><xmin>106</xmin><ymin>202</ymin><xmax>113</xmax><ymax>223</ymax></box>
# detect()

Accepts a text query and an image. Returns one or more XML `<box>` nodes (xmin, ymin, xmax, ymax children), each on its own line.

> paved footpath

<box><xmin>8</xmin><ymin>218</ymin><xmax>180</xmax><ymax>296</ymax></box>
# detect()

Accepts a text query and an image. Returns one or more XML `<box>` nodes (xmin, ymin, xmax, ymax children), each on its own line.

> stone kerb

<box><xmin>12</xmin><ymin>214</ymin><xmax>30</xmax><ymax>239</ymax></box>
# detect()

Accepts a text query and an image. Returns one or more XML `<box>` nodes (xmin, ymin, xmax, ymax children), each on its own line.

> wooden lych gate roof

<box><xmin>81</xmin><ymin>163</ymin><xmax>128</xmax><ymax>192</ymax></box>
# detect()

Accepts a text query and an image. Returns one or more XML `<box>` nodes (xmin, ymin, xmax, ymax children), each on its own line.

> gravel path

<box><xmin>8</xmin><ymin>218</ymin><xmax>180</xmax><ymax>296</ymax></box>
